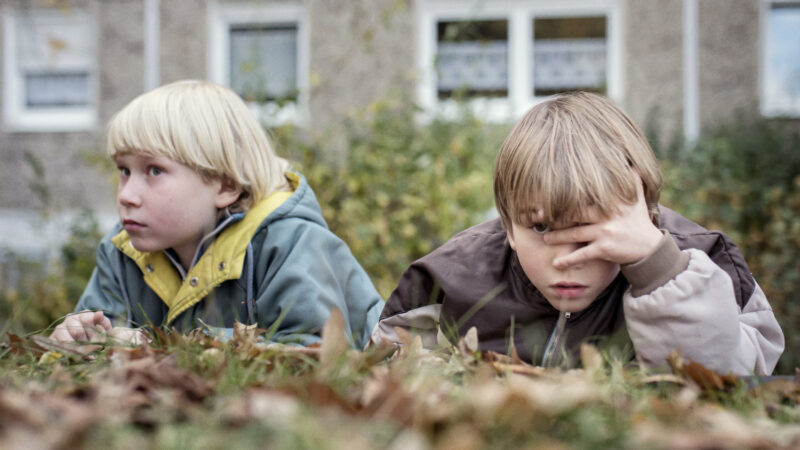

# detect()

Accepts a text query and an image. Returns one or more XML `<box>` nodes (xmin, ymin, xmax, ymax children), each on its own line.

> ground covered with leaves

<box><xmin>2</xmin><ymin>314</ymin><xmax>799</xmax><ymax>450</ymax></box>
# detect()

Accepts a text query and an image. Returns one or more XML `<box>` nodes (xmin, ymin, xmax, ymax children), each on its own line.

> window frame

<box><xmin>208</xmin><ymin>1</ymin><xmax>309</xmax><ymax>127</ymax></box>
<box><xmin>417</xmin><ymin>0</ymin><xmax>622</xmax><ymax>122</ymax></box>
<box><xmin>760</xmin><ymin>0</ymin><xmax>800</xmax><ymax>117</ymax></box>
<box><xmin>2</xmin><ymin>8</ymin><xmax>97</xmax><ymax>133</ymax></box>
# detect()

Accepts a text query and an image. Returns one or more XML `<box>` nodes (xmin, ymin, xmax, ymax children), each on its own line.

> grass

<box><xmin>0</xmin><ymin>319</ymin><xmax>798</xmax><ymax>450</ymax></box>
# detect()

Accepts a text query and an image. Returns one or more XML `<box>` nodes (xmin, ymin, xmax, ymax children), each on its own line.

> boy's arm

<box><xmin>73</xmin><ymin>234</ymin><xmax>134</xmax><ymax>325</ymax></box>
<box><xmin>252</xmin><ymin>220</ymin><xmax>384</xmax><ymax>349</ymax></box>
<box><xmin>621</xmin><ymin>234</ymin><xmax>784</xmax><ymax>375</ymax></box>
<box><xmin>371</xmin><ymin>263</ymin><xmax>444</xmax><ymax>348</ymax></box>
<box><xmin>51</xmin><ymin>234</ymin><xmax>149</xmax><ymax>344</ymax></box>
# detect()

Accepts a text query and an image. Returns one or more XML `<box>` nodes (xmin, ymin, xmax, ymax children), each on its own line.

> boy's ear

<box><xmin>507</xmin><ymin>230</ymin><xmax>517</xmax><ymax>251</ymax></box>
<box><xmin>214</xmin><ymin>178</ymin><xmax>242</xmax><ymax>209</ymax></box>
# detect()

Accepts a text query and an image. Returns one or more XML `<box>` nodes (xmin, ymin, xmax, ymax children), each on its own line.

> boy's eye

<box><xmin>147</xmin><ymin>166</ymin><xmax>163</xmax><ymax>176</ymax></box>
<box><xmin>118</xmin><ymin>167</ymin><xmax>130</xmax><ymax>176</ymax></box>
<box><xmin>531</xmin><ymin>223</ymin><xmax>550</xmax><ymax>234</ymax></box>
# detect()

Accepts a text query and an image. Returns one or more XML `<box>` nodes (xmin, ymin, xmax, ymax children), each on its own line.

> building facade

<box><xmin>1</xmin><ymin>0</ymin><xmax>798</xmax><ymax>255</ymax></box>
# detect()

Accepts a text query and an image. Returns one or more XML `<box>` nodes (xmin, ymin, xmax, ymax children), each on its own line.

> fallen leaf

<box><xmin>320</xmin><ymin>308</ymin><xmax>348</xmax><ymax>369</ymax></box>
<box><xmin>667</xmin><ymin>350</ymin><xmax>739</xmax><ymax>391</ymax></box>
<box><xmin>457</xmin><ymin>327</ymin><xmax>479</xmax><ymax>355</ymax></box>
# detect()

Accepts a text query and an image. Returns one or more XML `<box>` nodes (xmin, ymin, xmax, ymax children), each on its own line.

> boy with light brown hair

<box><xmin>373</xmin><ymin>91</ymin><xmax>784</xmax><ymax>375</ymax></box>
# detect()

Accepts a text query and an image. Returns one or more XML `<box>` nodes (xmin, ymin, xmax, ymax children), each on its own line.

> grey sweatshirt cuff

<box><xmin>621</xmin><ymin>230</ymin><xmax>691</xmax><ymax>297</ymax></box>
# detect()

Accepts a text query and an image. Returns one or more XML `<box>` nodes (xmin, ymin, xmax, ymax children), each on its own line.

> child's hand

<box><xmin>49</xmin><ymin>310</ymin><xmax>113</xmax><ymax>343</ymax></box>
<box><xmin>542</xmin><ymin>171</ymin><xmax>663</xmax><ymax>269</ymax></box>
<box><xmin>107</xmin><ymin>327</ymin><xmax>151</xmax><ymax>345</ymax></box>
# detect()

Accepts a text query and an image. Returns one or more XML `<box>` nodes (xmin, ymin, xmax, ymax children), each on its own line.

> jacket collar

<box><xmin>111</xmin><ymin>171</ymin><xmax>301</xmax><ymax>324</ymax></box>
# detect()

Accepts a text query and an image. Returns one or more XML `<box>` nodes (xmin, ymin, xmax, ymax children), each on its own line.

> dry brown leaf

<box><xmin>393</xmin><ymin>326</ymin><xmax>413</xmax><ymax>348</ymax></box>
<box><xmin>751</xmin><ymin>377</ymin><xmax>800</xmax><ymax>405</ymax></box>
<box><xmin>667</xmin><ymin>349</ymin><xmax>739</xmax><ymax>390</ymax></box>
<box><xmin>320</xmin><ymin>308</ymin><xmax>348</xmax><ymax>369</ymax></box>
<box><xmin>233</xmin><ymin>321</ymin><xmax>258</xmax><ymax>341</ymax></box>
<box><xmin>31</xmin><ymin>335</ymin><xmax>102</xmax><ymax>359</ymax></box>
<box><xmin>360</xmin><ymin>372</ymin><xmax>416</xmax><ymax>425</ymax></box>
<box><xmin>490</xmin><ymin>362</ymin><xmax>549</xmax><ymax>377</ymax></box>
<box><xmin>4</xmin><ymin>333</ymin><xmax>47</xmax><ymax>356</ymax></box>
<box><xmin>456</xmin><ymin>327</ymin><xmax>479</xmax><ymax>355</ymax></box>
<box><xmin>580</xmin><ymin>343</ymin><xmax>604</xmax><ymax>379</ymax></box>
<box><xmin>509</xmin><ymin>338</ymin><xmax>524</xmax><ymax>365</ymax></box>
<box><xmin>0</xmin><ymin>387</ymin><xmax>98</xmax><ymax>450</ymax></box>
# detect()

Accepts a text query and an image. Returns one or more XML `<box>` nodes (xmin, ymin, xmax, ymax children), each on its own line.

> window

<box><xmin>2</xmin><ymin>9</ymin><xmax>97</xmax><ymax>132</ymax></box>
<box><xmin>418</xmin><ymin>0</ymin><xmax>621</xmax><ymax>122</ymax></box>
<box><xmin>437</xmin><ymin>20</ymin><xmax>508</xmax><ymax>99</ymax></box>
<box><xmin>532</xmin><ymin>17</ymin><xmax>607</xmax><ymax>97</ymax></box>
<box><xmin>209</xmin><ymin>2</ymin><xmax>308</xmax><ymax>126</ymax></box>
<box><xmin>762</xmin><ymin>0</ymin><xmax>800</xmax><ymax>116</ymax></box>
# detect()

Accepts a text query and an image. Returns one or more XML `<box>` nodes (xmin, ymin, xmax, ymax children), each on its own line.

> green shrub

<box><xmin>0</xmin><ymin>210</ymin><xmax>102</xmax><ymax>334</ymax></box>
<box><xmin>275</xmin><ymin>98</ymin><xmax>506</xmax><ymax>296</ymax></box>
<box><xmin>658</xmin><ymin>118</ymin><xmax>800</xmax><ymax>374</ymax></box>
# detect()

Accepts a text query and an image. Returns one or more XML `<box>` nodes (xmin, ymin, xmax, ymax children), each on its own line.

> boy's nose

<box><xmin>117</xmin><ymin>180</ymin><xmax>142</xmax><ymax>207</ymax></box>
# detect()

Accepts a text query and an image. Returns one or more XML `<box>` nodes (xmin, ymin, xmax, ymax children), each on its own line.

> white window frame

<box><xmin>760</xmin><ymin>0</ymin><xmax>800</xmax><ymax>117</ymax></box>
<box><xmin>208</xmin><ymin>1</ymin><xmax>309</xmax><ymax>127</ymax></box>
<box><xmin>417</xmin><ymin>0</ymin><xmax>622</xmax><ymax>122</ymax></box>
<box><xmin>2</xmin><ymin>8</ymin><xmax>97</xmax><ymax>132</ymax></box>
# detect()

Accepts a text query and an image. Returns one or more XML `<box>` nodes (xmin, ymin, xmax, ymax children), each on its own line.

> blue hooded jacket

<box><xmin>75</xmin><ymin>172</ymin><xmax>383</xmax><ymax>348</ymax></box>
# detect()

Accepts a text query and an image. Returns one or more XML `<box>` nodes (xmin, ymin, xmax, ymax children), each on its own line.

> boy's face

<box><xmin>115</xmin><ymin>153</ymin><xmax>236</xmax><ymax>268</ymax></box>
<box><xmin>507</xmin><ymin>213</ymin><xmax>620</xmax><ymax>313</ymax></box>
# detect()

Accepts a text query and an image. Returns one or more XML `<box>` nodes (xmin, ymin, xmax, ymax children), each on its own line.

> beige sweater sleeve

<box><xmin>621</xmin><ymin>233</ymin><xmax>785</xmax><ymax>375</ymax></box>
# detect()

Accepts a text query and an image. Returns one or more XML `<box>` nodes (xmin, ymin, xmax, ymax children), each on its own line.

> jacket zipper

<box><xmin>541</xmin><ymin>311</ymin><xmax>571</xmax><ymax>367</ymax></box>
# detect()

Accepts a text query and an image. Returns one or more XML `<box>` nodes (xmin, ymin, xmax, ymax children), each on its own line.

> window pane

<box><xmin>764</xmin><ymin>4</ymin><xmax>800</xmax><ymax>113</ymax></box>
<box><xmin>436</xmin><ymin>20</ymin><xmax>508</xmax><ymax>98</ymax></box>
<box><xmin>230</xmin><ymin>25</ymin><xmax>298</xmax><ymax>102</ymax></box>
<box><xmin>533</xmin><ymin>17</ymin><xmax>606</xmax><ymax>96</ymax></box>
<box><xmin>16</xmin><ymin>14</ymin><xmax>94</xmax><ymax>68</ymax></box>
<box><xmin>25</xmin><ymin>73</ymin><xmax>90</xmax><ymax>108</ymax></box>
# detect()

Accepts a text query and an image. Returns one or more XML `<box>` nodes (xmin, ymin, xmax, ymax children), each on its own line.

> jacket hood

<box><xmin>258</xmin><ymin>171</ymin><xmax>328</xmax><ymax>230</ymax></box>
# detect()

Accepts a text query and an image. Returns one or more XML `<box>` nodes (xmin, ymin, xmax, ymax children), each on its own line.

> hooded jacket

<box><xmin>373</xmin><ymin>206</ymin><xmax>784</xmax><ymax>375</ymax></box>
<box><xmin>76</xmin><ymin>172</ymin><xmax>382</xmax><ymax>348</ymax></box>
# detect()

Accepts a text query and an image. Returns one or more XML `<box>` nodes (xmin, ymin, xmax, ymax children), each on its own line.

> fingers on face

<box><xmin>554</xmin><ymin>246</ymin><xmax>591</xmax><ymax>269</ymax></box>
<box><xmin>544</xmin><ymin>223</ymin><xmax>594</xmax><ymax>246</ymax></box>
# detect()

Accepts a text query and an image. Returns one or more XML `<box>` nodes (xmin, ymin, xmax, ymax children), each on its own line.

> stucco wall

<box><xmin>308</xmin><ymin>0</ymin><xmax>415</xmax><ymax>141</ymax></box>
<box><xmin>160</xmin><ymin>0</ymin><xmax>208</xmax><ymax>83</ymax></box>
<box><xmin>623</xmin><ymin>0</ymin><xmax>684</xmax><ymax>150</ymax></box>
<box><xmin>698</xmin><ymin>0</ymin><xmax>760</xmax><ymax>132</ymax></box>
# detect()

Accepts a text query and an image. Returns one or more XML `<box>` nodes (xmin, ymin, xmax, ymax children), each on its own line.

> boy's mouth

<box><xmin>122</xmin><ymin>219</ymin><xmax>145</xmax><ymax>231</ymax></box>
<box><xmin>551</xmin><ymin>282</ymin><xmax>587</xmax><ymax>299</ymax></box>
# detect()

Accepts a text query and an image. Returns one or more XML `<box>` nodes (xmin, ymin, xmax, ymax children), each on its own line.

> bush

<box><xmin>274</xmin><ymin>99</ymin><xmax>506</xmax><ymax>296</ymax></box>
<box><xmin>0</xmin><ymin>211</ymin><xmax>103</xmax><ymax>334</ymax></box>
<box><xmin>657</xmin><ymin>118</ymin><xmax>800</xmax><ymax>374</ymax></box>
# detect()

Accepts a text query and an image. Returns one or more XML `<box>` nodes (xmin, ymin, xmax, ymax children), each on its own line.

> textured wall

<box><xmin>160</xmin><ymin>0</ymin><xmax>208</xmax><ymax>83</ymax></box>
<box><xmin>623</xmin><ymin>0</ymin><xmax>684</xmax><ymax>149</ymax></box>
<box><xmin>308</xmin><ymin>0</ymin><xmax>415</xmax><ymax>141</ymax></box>
<box><xmin>698</xmin><ymin>0</ymin><xmax>760</xmax><ymax>131</ymax></box>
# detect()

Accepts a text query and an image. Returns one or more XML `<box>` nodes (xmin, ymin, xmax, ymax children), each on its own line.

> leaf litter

<box><xmin>0</xmin><ymin>314</ymin><xmax>798</xmax><ymax>449</ymax></box>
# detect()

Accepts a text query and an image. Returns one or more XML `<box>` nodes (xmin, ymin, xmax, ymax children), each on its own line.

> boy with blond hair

<box><xmin>50</xmin><ymin>80</ymin><xmax>382</xmax><ymax>347</ymax></box>
<box><xmin>373</xmin><ymin>92</ymin><xmax>784</xmax><ymax>375</ymax></box>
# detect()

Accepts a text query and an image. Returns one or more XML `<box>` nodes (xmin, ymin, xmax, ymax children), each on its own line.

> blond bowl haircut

<box><xmin>107</xmin><ymin>79</ymin><xmax>290</xmax><ymax>212</ymax></box>
<box><xmin>494</xmin><ymin>91</ymin><xmax>663</xmax><ymax>232</ymax></box>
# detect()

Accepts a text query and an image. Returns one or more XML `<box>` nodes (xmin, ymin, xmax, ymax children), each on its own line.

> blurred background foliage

<box><xmin>1</xmin><ymin>97</ymin><xmax>797</xmax><ymax>373</ymax></box>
